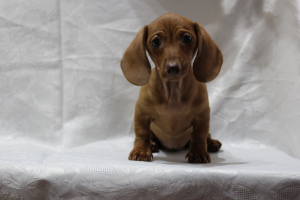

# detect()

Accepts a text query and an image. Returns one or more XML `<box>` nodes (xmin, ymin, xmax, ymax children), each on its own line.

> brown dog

<box><xmin>121</xmin><ymin>13</ymin><xmax>223</xmax><ymax>163</ymax></box>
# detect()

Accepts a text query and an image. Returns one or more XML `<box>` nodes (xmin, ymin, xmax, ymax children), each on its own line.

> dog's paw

<box><xmin>207</xmin><ymin>139</ymin><xmax>222</xmax><ymax>152</ymax></box>
<box><xmin>185</xmin><ymin>151</ymin><xmax>211</xmax><ymax>163</ymax></box>
<box><xmin>150</xmin><ymin>140</ymin><xmax>159</xmax><ymax>153</ymax></box>
<box><xmin>128</xmin><ymin>149</ymin><xmax>153</xmax><ymax>161</ymax></box>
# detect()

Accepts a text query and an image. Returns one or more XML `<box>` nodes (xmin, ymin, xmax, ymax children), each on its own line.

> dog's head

<box><xmin>121</xmin><ymin>13</ymin><xmax>223</xmax><ymax>85</ymax></box>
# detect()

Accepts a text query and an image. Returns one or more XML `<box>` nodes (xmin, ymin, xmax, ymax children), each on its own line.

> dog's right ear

<box><xmin>121</xmin><ymin>26</ymin><xmax>151</xmax><ymax>86</ymax></box>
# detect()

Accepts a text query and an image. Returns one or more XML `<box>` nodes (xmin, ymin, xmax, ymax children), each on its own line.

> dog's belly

<box><xmin>150</xmin><ymin>122</ymin><xmax>192</xmax><ymax>150</ymax></box>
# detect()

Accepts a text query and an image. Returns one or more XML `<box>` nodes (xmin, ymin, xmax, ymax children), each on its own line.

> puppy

<box><xmin>121</xmin><ymin>13</ymin><xmax>223</xmax><ymax>163</ymax></box>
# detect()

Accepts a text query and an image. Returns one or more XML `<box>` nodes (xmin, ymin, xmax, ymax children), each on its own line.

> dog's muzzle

<box><xmin>166</xmin><ymin>63</ymin><xmax>181</xmax><ymax>76</ymax></box>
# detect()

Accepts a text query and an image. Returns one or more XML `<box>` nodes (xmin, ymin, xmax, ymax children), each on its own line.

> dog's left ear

<box><xmin>193</xmin><ymin>23</ymin><xmax>223</xmax><ymax>82</ymax></box>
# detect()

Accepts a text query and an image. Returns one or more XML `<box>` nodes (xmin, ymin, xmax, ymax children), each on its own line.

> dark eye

<box><xmin>182</xmin><ymin>35</ymin><xmax>193</xmax><ymax>45</ymax></box>
<box><xmin>151</xmin><ymin>37</ymin><xmax>161</xmax><ymax>48</ymax></box>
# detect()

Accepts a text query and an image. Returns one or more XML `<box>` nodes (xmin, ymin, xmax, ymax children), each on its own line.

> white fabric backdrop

<box><xmin>0</xmin><ymin>0</ymin><xmax>300</xmax><ymax>199</ymax></box>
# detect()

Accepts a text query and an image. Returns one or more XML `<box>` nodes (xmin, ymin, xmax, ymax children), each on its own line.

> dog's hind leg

<box><xmin>207</xmin><ymin>133</ymin><xmax>222</xmax><ymax>152</ymax></box>
<box><xmin>150</xmin><ymin>132</ymin><xmax>160</xmax><ymax>153</ymax></box>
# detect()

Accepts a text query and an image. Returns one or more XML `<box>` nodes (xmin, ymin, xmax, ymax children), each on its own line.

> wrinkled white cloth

<box><xmin>0</xmin><ymin>0</ymin><xmax>300</xmax><ymax>199</ymax></box>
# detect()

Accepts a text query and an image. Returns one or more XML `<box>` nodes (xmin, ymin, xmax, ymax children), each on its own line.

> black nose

<box><xmin>166</xmin><ymin>65</ymin><xmax>181</xmax><ymax>76</ymax></box>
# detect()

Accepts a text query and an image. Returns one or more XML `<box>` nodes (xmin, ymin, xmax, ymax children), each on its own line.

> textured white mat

<box><xmin>1</xmin><ymin>138</ymin><xmax>300</xmax><ymax>199</ymax></box>
<box><xmin>0</xmin><ymin>0</ymin><xmax>300</xmax><ymax>199</ymax></box>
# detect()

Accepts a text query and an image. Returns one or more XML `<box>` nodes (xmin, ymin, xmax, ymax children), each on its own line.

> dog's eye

<box><xmin>182</xmin><ymin>35</ymin><xmax>193</xmax><ymax>45</ymax></box>
<box><xmin>151</xmin><ymin>37</ymin><xmax>161</xmax><ymax>48</ymax></box>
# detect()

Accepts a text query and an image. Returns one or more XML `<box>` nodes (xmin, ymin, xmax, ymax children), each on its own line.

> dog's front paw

<box><xmin>185</xmin><ymin>151</ymin><xmax>211</xmax><ymax>163</ymax></box>
<box><xmin>128</xmin><ymin>148</ymin><xmax>153</xmax><ymax>161</ymax></box>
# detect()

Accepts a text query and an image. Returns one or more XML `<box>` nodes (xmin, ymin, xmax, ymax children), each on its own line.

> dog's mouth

<box><xmin>166</xmin><ymin>74</ymin><xmax>181</xmax><ymax>81</ymax></box>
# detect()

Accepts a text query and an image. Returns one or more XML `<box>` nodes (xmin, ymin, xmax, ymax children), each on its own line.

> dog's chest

<box><xmin>152</xmin><ymin>103</ymin><xmax>191</xmax><ymax>129</ymax></box>
<box><xmin>150</xmin><ymin>104</ymin><xmax>193</xmax><ymax>150</ymax></box>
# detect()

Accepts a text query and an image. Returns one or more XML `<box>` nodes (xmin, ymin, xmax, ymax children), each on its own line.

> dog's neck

<box><xmin>163</xmin><ymin>80</ymin><xmax>182</xmax><ymax>103</ymax></box>
<box><xmin>152</xmin><ymin>68</ymin><xmax>194</xmax><ymax>104</ymax></box>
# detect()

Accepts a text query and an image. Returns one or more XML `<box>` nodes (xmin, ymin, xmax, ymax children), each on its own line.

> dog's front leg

<box><xmin>186</xmin><ymin>116</ymin><xmax>211</xmax><ymax>163</ymax></box>
<box><xmin>128</xmin><ymin>109</ymin><xmax>152</xmax><ymax>161</ymax></box>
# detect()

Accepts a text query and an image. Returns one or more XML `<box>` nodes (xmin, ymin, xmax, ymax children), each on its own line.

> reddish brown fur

<box><xmin>121</xmin><ymin>13</ymin><xmax>223</xmax><ymax>163</ymax></box>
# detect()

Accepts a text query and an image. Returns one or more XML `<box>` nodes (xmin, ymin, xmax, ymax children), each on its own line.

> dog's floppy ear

<box><xmin>121</xmin><ymin>26</ymin><xmax>151</xmax><ymax>86</ymax></box>
<box><xmin>193</xmin><ymin>23</ymin><xmax>223</xmax><ymax>82</ymax></box>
